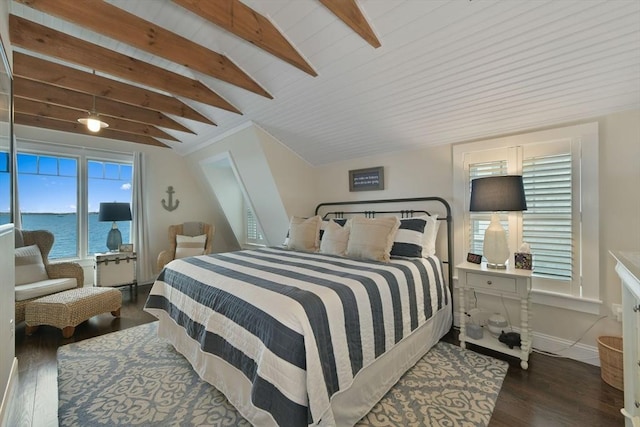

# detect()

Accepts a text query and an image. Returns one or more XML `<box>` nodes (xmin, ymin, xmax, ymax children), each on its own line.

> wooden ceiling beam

<box><xmin>14</xmin><ymin>0</ymin><xmax>271</xmax><ymax>99</ymax></box>
<box><xmin>14</xmin><ymin>52</ymin><xmax>215</xmax><ymax>126</ymax></box>
<box><xmin>9</xmin><ymin>15</ymin><xmax>243</xmax><ymax>113</ymax></box>
<box><xmin>172</xmin><ymin>0</ymin><xmax>316</xmax><ymax>76</ymax></box>
<box><xmin>15</xmin><ymin>113</ymin><xmax>170</xmax><ymax>148</ymax></box>
<box><xmin>319</xmin><ymin>0</ymin><xmax>381</xmax><ymax>48</ymax></box>
<box><xmin>14</xmin><ymin>76</ymin><xmax>195</xmax><ymax>134</ymax></box>
<box><xmin>14</xmin><ymin>97</ymin><xmax>181</xmax><ymax>142</ymax></box>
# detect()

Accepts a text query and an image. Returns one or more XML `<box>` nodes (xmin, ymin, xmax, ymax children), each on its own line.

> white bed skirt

<box><xmin>155</xmin><ymin>303</ymin><xmax>452</xmax><ymax>426</ymax></box>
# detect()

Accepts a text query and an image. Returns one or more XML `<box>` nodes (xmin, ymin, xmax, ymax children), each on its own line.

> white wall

<box><xmin>1</xmin><ymin>4</ymin><xmax>16</xmax><ymax>421</ymax></box>
<box><xmin>0</xmin><ymin>224</ymin><xmax>15</xmax><ymax>425</ymax></box>
<box><xmin>200</xmin><ymin>158</ymin><xmax>243</xmax><ymax>247</ymax></box>
<box><xmin>311</xmin><ymin>143</ymin><xmax>452</xmax><ymax>205</ymax></box>
<box><xmin>185</xmin><ymin>124</ymin><xmax>307</xmax><ymax>247</ymax></box>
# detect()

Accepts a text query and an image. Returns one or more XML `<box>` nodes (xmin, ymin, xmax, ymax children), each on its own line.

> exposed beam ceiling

<box><xmin>13</xmin><ymin>52</ymin><xmax>214</xmax><ymax>126</ymax></box>
<box><xmin>9</xmin><ymin>15</ymin><xmax>242</xmax><ymax>114</ymax></box>
<box><xmin>14</xmin><ymin>0</ymin><xmax>272</xmax><ymax>98</ymax></box>
<box><xmin>8</xmin><ymin>1</ymin><xmax>639</xmax><ymax>163</ymax></box>
<box><xmin>14</xmin><ymin>98</ymin><xmax>180</xmax><ymax>142</ymax></box>
<box><xmin>7</xmin><ymin>0</ymin><xmax>384</xmax><ymax>151</ymax></box>
<box><xmin>319</xmin><ymin>0</ymin><xmax>381</xmax><ymax>48</ymax></box>
<box><xmin>172</xmin><ymin>0</ymin><xmax>317</xmax><ymax>76</ymax></box>
<box><xmin>14</xmin><ymin>76</ymin><xmax>194</xmax><ymax>134</ymax></box>
<box><xmin>15</xmin><ymin>113</ymin><xmax>170</xmax><ymax>147</ymax></box>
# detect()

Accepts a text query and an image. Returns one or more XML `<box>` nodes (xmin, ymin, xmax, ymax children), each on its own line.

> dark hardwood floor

<box><xmin>9</xmin><ymin>284</ymin><xmax>623</xmax><ymax>426</ymax></box>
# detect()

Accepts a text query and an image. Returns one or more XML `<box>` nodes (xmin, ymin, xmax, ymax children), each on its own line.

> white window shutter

<box><xmin>522</xmin><ymin>153</ymin><xmax>573</xmax><ymax>279</ymax></box>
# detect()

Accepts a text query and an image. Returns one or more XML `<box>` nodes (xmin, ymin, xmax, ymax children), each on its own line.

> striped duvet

<box><xmin>144</xmin><ymin>247</ymin><xmax>448</xmax><ymax>426</ymax></box>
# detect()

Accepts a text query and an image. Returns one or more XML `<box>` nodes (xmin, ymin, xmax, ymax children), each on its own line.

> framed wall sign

<box><xmin>349</xmin><ymin>166</ymin><xmax>384</xmax><ymax>192</ymax></box>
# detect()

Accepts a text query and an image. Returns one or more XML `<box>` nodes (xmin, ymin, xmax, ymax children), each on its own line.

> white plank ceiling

<box><xmin>10</xmin><ymin>0</ymin><xmax>640</xmax><ymax>165</ymax></box>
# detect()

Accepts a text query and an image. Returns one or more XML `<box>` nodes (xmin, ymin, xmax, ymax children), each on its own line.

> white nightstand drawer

<box><xmin>466</xmin><ymin>272</ymin><xmax>516</xmax><ymax>294</ymax></box>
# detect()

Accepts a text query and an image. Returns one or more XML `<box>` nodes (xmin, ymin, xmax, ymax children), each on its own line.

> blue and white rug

<box><xmin>58</xmin><ymin>322</ymin><xmax>508</xmax><ymax>426</ymax></box>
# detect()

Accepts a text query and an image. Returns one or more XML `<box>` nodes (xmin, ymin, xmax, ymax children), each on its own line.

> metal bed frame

<box><xmin>314</xmin><ymin>196</ymin><xmax>454</xmax><ymax>319</ymax></box>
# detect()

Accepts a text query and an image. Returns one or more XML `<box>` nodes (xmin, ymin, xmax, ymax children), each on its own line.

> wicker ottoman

<box><xmin>25</xmin><ymin>287</ymin><xmax>122</xmax><ymax>338</ymax></box>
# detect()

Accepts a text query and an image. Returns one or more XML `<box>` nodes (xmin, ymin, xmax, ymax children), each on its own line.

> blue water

<box><xmin>1</xmin><ymin>212</ymin><xmax>130</xmax><ymax>259</ymax></box>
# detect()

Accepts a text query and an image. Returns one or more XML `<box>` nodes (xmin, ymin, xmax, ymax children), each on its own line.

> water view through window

<box><xmin>5</xmin><ymin>152</ymin><xmax>133</xmax><ymax>259</ymax></box>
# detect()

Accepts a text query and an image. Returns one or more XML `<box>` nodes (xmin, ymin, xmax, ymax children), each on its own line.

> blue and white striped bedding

<box><xmin>144</xmin><ymin>247</ymin><xmax>449</xmax><ymax>426</ymax></box>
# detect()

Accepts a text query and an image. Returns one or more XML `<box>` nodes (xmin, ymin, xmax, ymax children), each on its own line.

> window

<box><xmin>453</xmin><ymin>123</ymin><xmax>599</xmax><ymax>311</ymax></box>
<box><xmin>15</xmin><ymin>140</ymin><xmax>133</xmax><ymax>260</ymax></box>
<box><xmin>88</xmin><ymin>159</ymin><xmax>133</xmax><ymax>255</ymax></box>
<box><xmin>245</xmin><ymin>203</ymin><xmax>266</xmax><ymax>246</ymax></box>
<box><xmin>522</xmin><ymin>151</ymin><xmax>573</xmax><ymax>280</ymax></box>
<box><xmin>17</xmin><ymin>153</ymin><xmax>78</xmax><ymax>259</ymax></box>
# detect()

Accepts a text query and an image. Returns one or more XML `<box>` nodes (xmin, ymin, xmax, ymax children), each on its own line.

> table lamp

<box><xmin>469</xmin><ymin>175</ymin><xmax>527</xmax><ymax>269</ymax></box>
<box><xmin>98</xmin><ymin>202</ymin><xmax>132</xmax><ymax>251</ymax></box>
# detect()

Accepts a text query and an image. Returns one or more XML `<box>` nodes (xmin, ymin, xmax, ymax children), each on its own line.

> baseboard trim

<box><xmin>0</xmin><ymin>357</ymin><xmax>18</xmax><ymax>427</ymax></box>
<box><xmin>452</xmin><ymin>317</ymin><xmax>600</xmax><ymax>366</ymax></box>
<box><xmin>530</xmin><ymin>330</ymin><xmax>600</xmax><ymax>366</ymax></box>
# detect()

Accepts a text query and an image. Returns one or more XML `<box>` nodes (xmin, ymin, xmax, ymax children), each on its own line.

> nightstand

<box><xmin>94</xmin><ymin>252</ymin><xmax>137</xmax><ymax>296</ymax></box>
<box><xmin>456</xmin><ymin>261</ymin><xmax>533</xmax><ymax>369</ymax></box>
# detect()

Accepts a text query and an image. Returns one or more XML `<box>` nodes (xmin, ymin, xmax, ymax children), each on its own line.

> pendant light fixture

<box><xmin>78</xmin><ymin>94</ymin><xmax>109</xmax><ymax>132</ymax></box>
<box><xmin>77</xmin><ymin>71</ymin><xmax>109</xmax><ymax>132</ymax></box>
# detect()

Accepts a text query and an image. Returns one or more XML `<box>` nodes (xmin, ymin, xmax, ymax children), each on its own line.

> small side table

<box><xmin>456</xmin><ymin>261</ymin><xmax>533</xmax><ymax>369</ymax></box>
<box><xmin>94</xmin><ymin>252</ymin><xmax>137</xmax><ymax>296</ymax></box>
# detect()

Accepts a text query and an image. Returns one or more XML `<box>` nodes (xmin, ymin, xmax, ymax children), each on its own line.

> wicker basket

<box><xmin>597</xmin><ymin>336</ymin><xmax>623</xmax><ymax>391</ymax></box>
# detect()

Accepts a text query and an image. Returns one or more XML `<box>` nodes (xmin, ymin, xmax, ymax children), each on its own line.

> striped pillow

<box><xmin>175</xmin><ymin>234</ymin><xmax>207</xmax><ymax>259</ymax></box>
<box><xmin>390</xmin><ymin>217</ymin><xmax>428</xmax><ymax>258</ymax></box>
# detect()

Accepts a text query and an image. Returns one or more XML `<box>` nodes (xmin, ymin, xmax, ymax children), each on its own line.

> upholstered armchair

<box><xmin>157</xmin><ymin>222</ymin><xmax>215</xmax><ymax>271</ymax></box>
<box><xmin>15</xmin><ymin>230</ymin><xmax>84</xmax><ymax>323</ymax></box>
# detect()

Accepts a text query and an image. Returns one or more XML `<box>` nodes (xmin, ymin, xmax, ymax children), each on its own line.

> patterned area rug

<box><xmin>58</xmin><ymin>322</ymin><xmax>508</xmax><ymax>426</ymax></box>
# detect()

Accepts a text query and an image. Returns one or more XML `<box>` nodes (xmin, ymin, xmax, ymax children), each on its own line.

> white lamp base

<box><xmin>483</xmin><ymin>212</ymin><xmax>510</xmax><ymax>269</ymax></box>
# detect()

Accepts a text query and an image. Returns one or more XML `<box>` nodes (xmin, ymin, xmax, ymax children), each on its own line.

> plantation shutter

<box><xmin>246</xmin><ymin>206</ymin><xmax>265</xmax><ymax>244</ymax></box>
<box><xmin>522</xmin><ymin>153</ymin><xmax>573</xmax><ymax>279</ymax></box>
<box><xmin>468</xmin><ymin>160</ymin><xmax>508</xmax><ymax>257</ymax></box>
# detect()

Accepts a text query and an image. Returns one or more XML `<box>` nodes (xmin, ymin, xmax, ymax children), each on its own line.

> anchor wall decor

<box><xmin>161</xmin><ymin>186</ymin><xmax>180</xmax><ymax>212</ymax></box>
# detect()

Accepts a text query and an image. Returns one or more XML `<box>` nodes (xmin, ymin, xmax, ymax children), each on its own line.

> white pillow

<box><xmin>287</xmin><ymin>216</ymin><xmax>321</xmax><ymax>252</ymax></box>
<box><xmin>175</xmin><ymin>234</ymin><xmax>207</xmax><ymax>259</ymax></box>
<box><xmin>346</xmin><ymin>217</ymin><xmax>400</xmax><ymax>262</ymax></box>
<box><xmin>421</xmin><ymin>214</ymin><xmax>440</xmax><ymax>257</ymax></box>
<box><xmin>15</xmin><ymin>245</ymin><xmax>48</xmax><ymax>285</ymax></box>
<box><xmin>319</xmin><ymin>219</ymin><xmax>350</xmax><ymax>256</ymax></box>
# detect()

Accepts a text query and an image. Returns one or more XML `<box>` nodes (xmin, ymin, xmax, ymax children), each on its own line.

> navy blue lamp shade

<box><xmin>469</xmin><ymin>175</ymin><xmax>527</xmax><ymax>212</ymax></box>
<box><xmin>98</xmin><ymin>202</ymin><xmax>132</xmax><ymax>251</ymax></box>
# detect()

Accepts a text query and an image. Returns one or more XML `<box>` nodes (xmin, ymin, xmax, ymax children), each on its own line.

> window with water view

<box><xmin>15</xmin><ymin>147</ymin><xmax>133</xmax><ymax>260</ymax></box>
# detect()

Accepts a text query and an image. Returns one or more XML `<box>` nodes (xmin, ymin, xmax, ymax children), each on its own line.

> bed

<box><xmin>144</xmin><ymin>197</ymin><xmax>453</xmax><ymax>426</ymax></box>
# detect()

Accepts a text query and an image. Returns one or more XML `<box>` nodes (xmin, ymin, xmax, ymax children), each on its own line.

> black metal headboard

<box><xmin>314</xmin><ymin>196</ymin><xmax>453</xmax><ymax>307</ymax></box>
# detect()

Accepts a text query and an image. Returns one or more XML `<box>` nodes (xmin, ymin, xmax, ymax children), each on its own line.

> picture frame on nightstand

<box><xmin>119</xmin><ymin>243</ymin><xmax>134</xmax><ymax>252</ymax></box>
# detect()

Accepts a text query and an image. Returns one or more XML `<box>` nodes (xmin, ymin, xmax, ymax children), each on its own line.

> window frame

<box><xmin>15</xmin><ymin>139</ymin><xmax>133</xmax><ymax>261</ymax></box>
<box><xmin>244</xmin><ymin>199</ymin><xmax>266</xmax><ymax>247</ymax></box>
<box><xmin>453</xmin><ymin>122</ymin><xmax>601</xmax><ymax>314</ymax></box>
